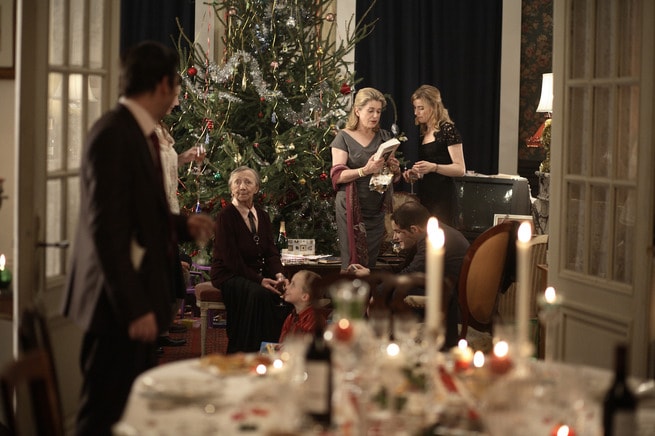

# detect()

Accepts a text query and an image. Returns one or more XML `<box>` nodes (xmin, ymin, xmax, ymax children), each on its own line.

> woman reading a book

<box><xmin>330</xmin><ymin>87</ymin><xmax>402</xmax><ymax>272</ymax></box>
<box><xmin>403</xmin><ymin>84</ymin><xmax>466</xmax><ymax>226</ymax></box>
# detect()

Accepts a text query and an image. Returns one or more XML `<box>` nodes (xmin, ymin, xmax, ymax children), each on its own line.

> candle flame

<box><xmin>473</xmin><ymin>351</ymin><xmax>485</xmax><ymax>368</ymax></box>
<box><xmin>457</xmin><ymin>339</ymin><xmax>468</xmax><ymax>350</ymax></box>
<box><xmin>493</xmin><ymin>340</ymin><xmax>509</xmax><ymax>358</ymax></box>
<box><xmin>386</xmin><ymin>342</ymin><xmax>400</xmax><ymax>357</ymax></box>
<box><xmin>428</xmin><ymin>216</ymin><xmax>439</xmax><ymax>237</ymax></box>
<box><xmin>427</xmin><ymin>218</ymin><xmax>445</xmax><ymax>249</ymax></box>
<box><xmin>545</xmin><ymin>286</ymin><xmax>557</xmax><ymax>304</ymax></box>
<box><xmin>0</xmin><ymin>254</ymin><xmax>4</xmax><ymax>270</ymax></box>
<box><xmin>556</xmin><ymin>425</ymin><xmax>572</xmax><ymax>436</ymax></box>
<box><xmin>518</xmin><ymin>221</ymin><xmax>532</xmax><ymax>243</ymax></box>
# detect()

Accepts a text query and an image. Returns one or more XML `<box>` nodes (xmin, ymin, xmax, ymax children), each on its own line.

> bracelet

<box><xmin>357</xmin><ymin>168</ymin><xmax>365</xmax><ymax>178</ymax></box>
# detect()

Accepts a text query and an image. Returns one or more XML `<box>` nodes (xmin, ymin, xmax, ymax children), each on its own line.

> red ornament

<box><xmin>340</xmin><ymin>82</ymin><xmax>351</xmax><ymax>95</ymax></box>
<box><xmin>220</xmin><ymin>198</ymin><xmax>227</xmax><ymax>208</ymax></box>
<box><xmin>205</xmin><ymin>119</ymin><xmax>214</xmax><ymax>130</ymax></box>
<box><xmin>253</xmin><ymin>142</ymin><xmax>259</xmax><ymax>148</ymax></box>
<box><xmin>320</xmin><ymin>172</ymin><xmax>328</xmax><ymax>180</ymax></box>
<box><xmin>258</xmin><ymin>112</ymin><xmax>263</xmax><ymax>118</ymax></box>
<box><xmin>187</xmin><ymin>66</ymin><xmax>198</xmax><ymax>77</ymax></box>
<box><xmin>260</xmin><ymin>97</ymin><xmax>266</xmax><ymax>102</ymax></box>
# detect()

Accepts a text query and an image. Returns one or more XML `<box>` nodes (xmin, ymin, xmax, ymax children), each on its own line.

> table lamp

<box><xmin>526</xmin><ymin>73</ymin><xmax>554</xmax><ymax>173</ymax></box>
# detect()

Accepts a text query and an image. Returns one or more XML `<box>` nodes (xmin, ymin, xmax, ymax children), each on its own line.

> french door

<box><xmin>16</xmin><ymin>0</ymin><xmax>120</xmax><ymax>429</ymax></box>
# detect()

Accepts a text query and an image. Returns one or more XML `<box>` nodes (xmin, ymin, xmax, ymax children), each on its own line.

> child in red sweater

<box><xmin>279</xmin><ymin>270</ymin><xmax>324</xmax><ymax>343</ymax></box>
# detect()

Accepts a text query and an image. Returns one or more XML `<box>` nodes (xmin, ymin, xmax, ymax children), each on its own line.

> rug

<box><xmin>157</xmin><ymin>316</ymin><xmax>228</xmax><ymax>365</ymax></box>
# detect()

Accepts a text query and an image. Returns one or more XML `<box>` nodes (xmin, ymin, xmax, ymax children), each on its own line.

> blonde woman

<box><xmin>330</xmin><ymin>87</ymin><xmax>401</xmax><ymax>271</ymax></box>
<box><xmin>404</xmin><ymin>85</ymin><xmax>466</xmax><ymax>226</ymax></box>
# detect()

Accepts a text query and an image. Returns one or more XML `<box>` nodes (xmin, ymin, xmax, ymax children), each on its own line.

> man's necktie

<box><xmin>247</xmin><ymin>211</ymin><xmax>257</xmax><ymax>235</ymax></box>
<box><xmin>149</xmin><ymin>131</ymin><xmax>163</xmax><ymax>183</ymax></box>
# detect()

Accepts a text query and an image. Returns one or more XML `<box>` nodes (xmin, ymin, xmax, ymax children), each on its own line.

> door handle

<box><xmin>37</xmin><ymin>240</ymin><xmax>70</xmax><ymax>249</ymax></box>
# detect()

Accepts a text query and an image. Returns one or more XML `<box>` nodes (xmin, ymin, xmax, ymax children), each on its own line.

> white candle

<box><xmin>426</xmin><ymin>218</ymin><xmax>445</xmax><ymax>334</ymax></box>
<box><xmin>516</xmin><ymin>222</ymin><xmax>532</xmax><ymax>352</ymax></box>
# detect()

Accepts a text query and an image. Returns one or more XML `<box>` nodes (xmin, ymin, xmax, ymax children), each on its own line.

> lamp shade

<box><xmin>536</xmin><ymin>73</ymin><xmax>553</xmax><ymax>113</ymax></box>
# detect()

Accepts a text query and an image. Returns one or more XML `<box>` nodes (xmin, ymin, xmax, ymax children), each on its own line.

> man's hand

<box><xmin>128</xmin><ymin>312</ymin><xmax>158</xmax><ymax>342</ymax></box>
<box><xmin>187</xmin><ymin>214</ymin><xmax>214</xmax><ymax>242</ymax></box>
<box><xmin>346</xmin><ymin>263</ymin><xmax>370</xmax><ymax>277</ymax></box>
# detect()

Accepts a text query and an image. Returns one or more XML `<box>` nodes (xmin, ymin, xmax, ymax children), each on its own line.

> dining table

<box><xmin>112</xmin><ymin>330</ymin><xmax>655</xmax><ymax>436</ymax></box>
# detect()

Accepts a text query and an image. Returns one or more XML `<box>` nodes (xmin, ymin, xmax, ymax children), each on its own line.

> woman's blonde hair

<box><xmin>345</xmin><ymin>87</ymin><xmax>387</xmax><ymax>131</ymax></box>
<box><xmin>411</xmin><ymin>84</ymin><xmax>453</xmax><ymax>136</ymax></box>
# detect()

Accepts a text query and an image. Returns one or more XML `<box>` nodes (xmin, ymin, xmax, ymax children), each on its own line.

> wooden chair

<box><xmin>194</xmin><ymin>281</ymin><xmax>226</xmax><ymax>356</ymax></box>
<box><xmin>0</xmin><ymin>349</ymin><xmax>64</xmax><ymax>436</ymax></box>
<box><xmin>497</xmin><ymin>234</ymin><xmax>549</xmax><ymax>354</ymax></box>
<box><xmin>458</xmin><ymin>220</ymin><xmax>519</xmax><ymax>340</ymax></box>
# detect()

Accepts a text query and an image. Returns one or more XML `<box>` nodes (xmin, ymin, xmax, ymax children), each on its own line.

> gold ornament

<box><xmin>299</xmin><ymin>178</ymin><xmax>306</xmax><ymax>185</ymax></box>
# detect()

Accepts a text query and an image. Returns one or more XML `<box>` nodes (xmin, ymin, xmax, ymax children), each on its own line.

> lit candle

<box><xmin>550</xmin><ymin>424</ymin><xmax>576</xmax><ymax>436</ymax></box>
<box><xmin>0</xmin><ymin>254</ymin><xmax>11</xmax><ymax>290</ymax></box>
<box><xmin>452</xmin><ymin>339</ymin><xmax>474</xmax><ymax>372</ymax></box>
<box><xmin>473</xmin><ymin>351</ymin><xmax>485</xmax><ymax>368</ymax></box>
<box><xmin>539</xmin><ymin>286</ymin><xmax>563</xmax><ymax>309</ymax></box>
<box><xmin>426</xmin><ymin>218</ymin><xmax>445</xmax><ymax>335</ymax></box>
<box><xmin>516</xmin><ymin>222</ymin><xmax>532</xmax><ymax>354</ymax></box>
<box><xmin>489</xmin><ymin>340</ymin><xmax>513</xmax><ymax>375</ymax></box>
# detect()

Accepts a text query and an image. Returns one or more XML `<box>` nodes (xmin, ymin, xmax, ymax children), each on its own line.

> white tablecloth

<box><xmin>113</xmin><ymin>358</ymin><xmax>302</xmax><ymax>436</ymax></box>
<box><xmin>113</xmin><ymin>357</ymin><xmax>655</xmax><ymax>436</ymax></box>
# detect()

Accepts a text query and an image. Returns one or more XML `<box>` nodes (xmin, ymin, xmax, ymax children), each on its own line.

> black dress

<box><xmin>415</xmin><ymin>121</ymin><xmax>463</xmax><ymax>226</ymax></box>
<box><xmin>210</xmin><ymin>203</ymin><xmax>290</xmax><ymax>353</ymax></box>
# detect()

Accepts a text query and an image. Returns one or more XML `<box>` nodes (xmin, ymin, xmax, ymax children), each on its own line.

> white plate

<box><xmin>140</xmin><ymin>375</ymin><xmax>220</xmax><ymax>400</ymax></box>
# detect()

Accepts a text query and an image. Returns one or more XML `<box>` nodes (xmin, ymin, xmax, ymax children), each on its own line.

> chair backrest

<box><xmin>458</xmin><ymin>221</ymin><xmax>519</xmax><ymax>339</ymax></box>
<box><xmin>0</xmin><ymin>349</ymin><xmax>65</xmax><ymax>436</ymax></box>
<box><xmin>497</xmin><ymin>234</ymin><xmax>549</xmax><ymax>320</ymax></box>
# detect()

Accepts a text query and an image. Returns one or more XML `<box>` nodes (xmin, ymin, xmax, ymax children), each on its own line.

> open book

<box><xmin>373</xmin><ymin>137</ymin><xmax>401</xmax><ymax>161</ymax></box>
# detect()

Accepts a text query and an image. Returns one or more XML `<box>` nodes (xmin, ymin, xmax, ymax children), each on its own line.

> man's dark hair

<box><xmin>390</xmin><ymin>201</ymin><xmax>431</xmax><ymax>230</ymax></box>
<box><xmin>119</xmin><ymin>41</ymin><xmax>179</xmax><ymax>97</ymax></box>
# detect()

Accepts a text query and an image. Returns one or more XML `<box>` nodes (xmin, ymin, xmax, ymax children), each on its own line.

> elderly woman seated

<box><xmin>210</xmin><ymin>166</ymin><xmax>290</xmax><ymax>353</ymax></box>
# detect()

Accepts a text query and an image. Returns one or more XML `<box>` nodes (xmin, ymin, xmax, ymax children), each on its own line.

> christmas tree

<box><xmin>168</xmin><ymin>0</ymin><xmax>378</xmax><ymax>256</ymax></box>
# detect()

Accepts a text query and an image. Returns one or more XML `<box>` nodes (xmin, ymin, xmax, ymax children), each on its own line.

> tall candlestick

<box><xmin>426</xmin><ymin>218</ymin><xmax>445</xmax><ymax>334</ymax></box>
<box><xmin>516</xmin><ymin>222</ymin><xmax>532</xmax><ymax>354</ymax></box>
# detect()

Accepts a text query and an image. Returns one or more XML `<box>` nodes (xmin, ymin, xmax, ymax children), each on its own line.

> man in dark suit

<box><xmin>347</xmin><ymin>201</ymin><xmax>470</xmax><ymax>347</ymax></box>
<box><xmin>62</xmin><ymin>41</ymin><xmax>212</xmax><ymax>435</ymax></box>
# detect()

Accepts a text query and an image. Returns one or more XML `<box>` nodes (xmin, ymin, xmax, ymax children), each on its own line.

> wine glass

<box><xmin>276</xmin><ymin>276</ymin><xmax>287</xmax><ymax>307</ymax></box>
<box><xmin>406</xmin><ymin>164</ymin><xmax>418</xmax><ymax>194</ymax></box>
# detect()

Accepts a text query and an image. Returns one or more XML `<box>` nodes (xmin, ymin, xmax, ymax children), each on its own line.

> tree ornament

<box><xmin>270</xmin><ymin>61</ymin><xmax>279</xmax><ymax>70</ymax></box>
<box><xmin>299</xmin><ymin>178</ymin><xmax>306</xmax><ymax>185</ymax></box>
<box><xmin>286</xmin><ymin>16</ymin><xmax>296</xmax><ymax>27</ymax></box>
<box><xmin>325</xmin><ymin>13</ymin><xmax>336</xmax><ymax>22</ymax></box>
<box><xmin>316</xmin><ymin>46</ymin><xmax>323</xmax><ymax>56</ymax></box>
<box><xmin>253</xmin><ymin>142</ymin><xmax>259</xmax><ymax>148</ymax></box>
<box><xmin>187</xmin><ymin>66</ymin><xmax>198</xmax><ymax>77</ymax></box>
<box><xmin>271</xmin><ymin>111</ymin><xmax>277</xmax><ymax>123</ymax></box>
<box><xmin>258</xmin><ymin>112</ymin><xmax>264</xmax><ymax>118</ymax></box>
<box><xmin>260</xmin><ymin>96</ymin><xmax>266</xmax><ymax>102</ymax></box>
<box><xmin>320</xmin><ymin>172</ymin><xmax>327</xmax><ymax>180</ymax></box>
<box><xmin>220</xmin><ymin>198</ymin><xmax>227</xmax><ymax>208</ymax></box>
<box><xmin>340</xmin><ymin>83</ymin><xmax>352</xmax><ymax>95</ymax></box>
<box><xmin>228</xmin><ymin>7</ymin><xmax>238</xmax><ymax>16</ymax></box>
<box><xmin>214</xmin><ymin>172</ymin><xmax>222</xmax><ymax>181</ymax></box>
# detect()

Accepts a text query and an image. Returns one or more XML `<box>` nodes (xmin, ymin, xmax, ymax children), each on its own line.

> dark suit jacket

<box><xmin>210</xmin><ymin>203</ymin><xmax>283</xmax><ymax>287</ymax></box>
<box><xmin>62</xmin><ymin>104</ymin><xmax>191</xmax><ymax>335</ymax></box>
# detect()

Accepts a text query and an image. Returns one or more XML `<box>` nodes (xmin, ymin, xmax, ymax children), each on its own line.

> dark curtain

<box><xmin>120</xmin><ymin>0</ymin><xmax>195</xmax><ymax>54</ymax></box>
<box><xmin>355</xmin><ymin>1</ymin><xmax>502</xmax><ymax>176</ymax></box>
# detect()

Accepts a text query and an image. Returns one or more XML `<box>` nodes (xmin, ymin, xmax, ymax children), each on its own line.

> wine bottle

<box><xmin>303</xmin><ymin>313</ymin><xmax>332</xmax><ymax>427</ymax></box>
<box><xmin>276</xmin><ymin>220</ymin><xmax>288</xmax><ymax>251</ymax></box>
<box><xmin>603</xmin><ymin>344</ymin><xmax>637</xmax><ymax>436</ymax></box>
